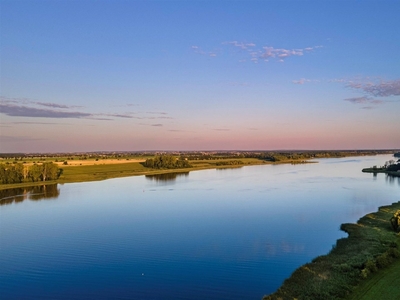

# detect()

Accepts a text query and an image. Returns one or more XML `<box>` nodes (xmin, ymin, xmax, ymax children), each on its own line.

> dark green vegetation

<box><xmin>215</xmin><ymin>160</ymin><xmax>244</xmax><ymax>166</ymax></box>
<box><xmin>263</xmin><ymin>202</ymin><xmax>400</xmax><ymax>300</ymax></box>
<box><xmin>0</xmin><ymin>162</ymin><xmax>62</xmax><ymax>184</ymax></box>
<box><xmin>390</xmin><ymin>211</ymin><xmax>400</xmax><ymax>232</ymax></box>
<box><xmin>142</xmin><ymin>154</ymin><xmax>192</xmax><ymax>169</ymax></box>
<box><xmin>362</xmin><ymin>158</ymin><xmax>400</xmax><ymax>177</ymax></box>
<box><xmin>394</xmin><ymin>152</ymin><xmax>400</xmax><ymax>158</ymax></box>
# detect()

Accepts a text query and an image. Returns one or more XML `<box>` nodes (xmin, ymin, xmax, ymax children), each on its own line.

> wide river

<box><xmin>1</xmin><ymin>155</ymin><xmax>399</xmax><ymax>300</ymax></box>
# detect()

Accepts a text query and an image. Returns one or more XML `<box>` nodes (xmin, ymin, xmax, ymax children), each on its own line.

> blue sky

<box><xmin>1</xmin><ymin>0</ymin><xmax>399</xmax><ymax>152</ymax></box>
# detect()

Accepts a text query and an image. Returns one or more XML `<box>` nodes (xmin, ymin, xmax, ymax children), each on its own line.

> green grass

<box><xmin>0</xmin><ymin>158</ymin><xmax>269</xmax><ymax>190</ymax></box>
<box><xmin>59</xmin><ymin>162</ymin><xmax>149</xmax><ymax>182</ymax></box>
<box><xmin>346</xmin><ymin>258</ymin><xmax>400</xmax><ymax>300</ymax></box>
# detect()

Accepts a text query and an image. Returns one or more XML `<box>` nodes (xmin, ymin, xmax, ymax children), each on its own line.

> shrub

<box><xmin>360</xmin><ymin>268</ymin><xmax>370</xmax><ymax>279</ymax></box>
<box><xmin>365</xmin><ymin>259</ymin><xmax>378</xmax><ymax>273</ymax></box>
<box><xmin>376</xmin><ymin>253</ymin><xmax>391</xmax><ymax>268</ymax></box>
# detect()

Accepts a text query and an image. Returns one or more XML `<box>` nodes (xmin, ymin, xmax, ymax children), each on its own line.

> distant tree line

<box><xmin>387</xmin><ymin>163</ymin><xmax>400</xmax><ymax>172</ymax></box>
<box><xmin>142</xmin><ymin>155</ymin><xmax>192</xmax><ymax>169</ymax></box>
<box><xmin>0</xmin><ymin>162</ymin><xmax>62</xmax><ymax>184</ymax></box>
<box><xmin>380</xmin><ymin>160</ymin><xmax>400</xmax><ymax>172</ymax></box>
<box><xmin>215</xmin><ymin>160</ymin><xmax>244</xmax><ymax>166</ymax></box>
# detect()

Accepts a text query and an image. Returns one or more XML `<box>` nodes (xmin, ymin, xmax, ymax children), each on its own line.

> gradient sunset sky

<box><xmin>1</xmin><ymin>0</ymin><xmax>399</xmax><ymax>153</ymax></box>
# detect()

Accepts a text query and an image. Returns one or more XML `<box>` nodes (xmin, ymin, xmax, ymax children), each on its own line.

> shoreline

<box><xmin>362</xmin><ymin>168</ymin><xmax>400</xmax><ymax>177</ymax></box>
<box><xmin>263</xmin><ymin>201</ymin><xmax>400</xmax><ymax>300</ymax></box>
<box><xmin>0</xmin><ymin>158</ymin><xmax>270</xmax><ymax>191</ymax></box>
<box><xmin>1</xmin><ymin>152</ymin><xmax>396</xmax><ymax>191</ymax></box>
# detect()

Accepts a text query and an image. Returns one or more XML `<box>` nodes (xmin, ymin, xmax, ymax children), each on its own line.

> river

<box><xmin>0</xmin><ymin>155</ymin><xmax>399</xmax><ymax>299</ymax></box>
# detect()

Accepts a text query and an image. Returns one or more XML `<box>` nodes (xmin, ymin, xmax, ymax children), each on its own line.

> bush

<box><xmin>360</xmin><ymin>268</ymin><xmax>370</xmax><ymax>279</ymax></box>
<box><xmin>376</xmin><ymin>253</ymin><xmax>391</xmax><ymax>268</ymax></box>
<box><xmin>365</xmin><ymin>259</ymin><xmax>378</xmax><ymax>273</ymax></box>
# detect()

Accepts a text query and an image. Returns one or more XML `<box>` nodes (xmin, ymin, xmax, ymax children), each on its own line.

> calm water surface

<box><xmin>1</xmin><ymin>155</ymin><xmax>399</xmax><ymax>300</ymax></box>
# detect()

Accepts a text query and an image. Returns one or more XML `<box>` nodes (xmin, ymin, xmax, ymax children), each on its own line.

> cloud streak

<box><xmin>344</xmin><ymin>96</ymin><xmax>385</xmax><ymax>107</ymax></box>
<box><xmin>0</xmin><ymin>96</ymin><xmax>83</xmax><ymax>109</ymax></box>
<box><xmin>191</xmin><ymin>45</ymin><xmax>218</xmax><ymax>57</ymax></box>
<box><xmin>192</xmin><ymin>42</ymin><xmax>322</xmax><ymax>63</ymax></box>
<box><xmin>35</xmin><ymin>102</ymin><xmax>74</xmax><ymax>109</ymax></box>
<box><xmin>0</xmin><ymin>103</ymin><xmax>92</xmax><ymax>119</ymax></box>
<box><xmin>0</xmin><ymin>135</ymin><xmax>47</xmax><ymax>142</ymax></box>
<box><xmin>346</xmin><ymin>79</ymin><xmax>400</xmax><ymax>97</ymax></box>
<box><xmin>1</xmin><ymin>97</ymin><xmax>174</xmax><ymax>121</ymax></box>
<box><xmin>292</xmin><ymin>78</ymin><xmax>310</xmax><ymax>85</ymax></box>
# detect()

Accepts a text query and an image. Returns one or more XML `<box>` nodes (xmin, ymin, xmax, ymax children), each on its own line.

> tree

<box><xmin>0</xmin><ymin>163</ymin><xmax>24</xmax><ymax>184</ymax></box>
<box><xmin>390</xmin><ymin>211</ymin><xmax>400</xmax><ymax>232</ymax></box>
<box><xmin>143</xmin><ymin>155</ymin><xmax>192</xmax><ymax>169</ymax></box>
<box><xmin>29</xmin><ymin>164</ymin><xmax>43</xmax><ymax>182</ymax></box>
<box><xmin>42</xmin><ymin>162</ymin><xmax>59</xmax><ymax>181</ymax></box>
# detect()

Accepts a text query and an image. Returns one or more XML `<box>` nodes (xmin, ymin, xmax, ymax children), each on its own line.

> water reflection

<box><xmin>265</xmin><ymin>240</ymin><xmax>305</xmax><ymax>257</ymax></box>
<box><xmin>0</xmin><ymin>184</ymin><xmax>60</xmax><ymax>205</ymax></box>
<box><xmin>145</xmin><ymin>172</ymin><xmax>189</xmax><ymax>183</ymax></box>
<box><xmin>386</xmin><ymin>174</ymin><xmax>400</xmax><ymax>186</ymax></box>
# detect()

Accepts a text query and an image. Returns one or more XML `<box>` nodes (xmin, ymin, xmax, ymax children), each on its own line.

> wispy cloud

<box><xmin>0</xmin><ymin>96</ymin><xmax>82</xmax><ymax>109</ymax></box>
<box><xmin>213</xmin><ymin>128</ymin><xmax>230</xmax><ymax>131</ymax></box>
<box><xmin>11</xmin><ymin>121</ymin><xmax>71</xmax><ymax>125</ymax></box>
<box><xmin>146</xmin><ymin>111</ymin><xmax>168</xmax><ymax>115</ymax></box>
<box><xmin>0</xmin><ymin>103</ymin><xmax>92</xmax><ymax>119</ymax></box>
<box><xmin>191</xmin><ymin>45</ymin><xmax>219</xmax><ymax>57</ymax></box>
<box><xmin>111</xmin><ymin>103</ymin><xmax>139</xmax><ymax>108</ymax></box>
<box><xmin>0</xmin><ymin>135</ymin><xmax>47</xmax><ymax>142</ymax></box>
<box><xmin>35</xmin><ymin>102</ymin><xmax>78</xmax><ymax>109</ymax></box>
<box><xmin>1</xmin><ymin>96</ymin><xmax>175</xmax><ymax>122</ymax></box>
<box><xmin>193</xmin><ymin>41</ymin><xmax>323</xmax><ymax>64</ymax></box>
<box><xmin>139</xmin><ymin>123</ymin><xmax>163</xmax><ymax>127</ymax></box>
<box><xmin>330</xmin><ymin>78</ymin><xmax>399</xmax><ymax>108</ymax></box>
<box><xmin>344</xmin><ymin>96</ymin><xmax>385</xmax><ymax>107</ymax></box>
<box><xmin>346</xmin><ymin>79</ymin><xmax>400</xmax><ymax>97</ymax></box>
<box><xmin>99</xmin><ymin>113</ymin><xmax>135</xmax><ymax>119</ymax></box>
<box><xmin>292</xmin><ymin>78</ymin><xmax>310</xmax><ymax>85</ymax></box>
<box><xmin>224</xmin><ymin>41</ymin><xmax>257</xmax><ymax>50</ymax></box>
<box><xmin>344</xmin><ymin>97</ymin><xmax>370</xmax><ymax>104</ymax></box>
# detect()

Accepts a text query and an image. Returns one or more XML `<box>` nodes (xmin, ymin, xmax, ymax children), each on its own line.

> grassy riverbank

<box><xmin>263</xmin><ymin>201</ymin><xmax>400</xmax><ymax>300</ymax></box>
<box><xmin>0</xmin><ymin>157</ymin><xmax>267</xmax><ymax>190</ymax></box>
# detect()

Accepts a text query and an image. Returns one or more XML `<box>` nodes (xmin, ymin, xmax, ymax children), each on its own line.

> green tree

<box><xmin>29</xmin><ymin>164</ymin><xmax>43</xmax><ymax>182</ymax></box>
<box><xmin>0</xmin><ymin>163</ymin><xmax>24</xmax><ymax>184</ymax></box>
<box><xmin>42</xmin><ymin>162</ymin><xmax>59</xmax><ymax>181</ymax></box>
<box><xmin>143</xmin><ymin>155</ymin><xmax>192</xmax><ymax>169</ymax></box>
